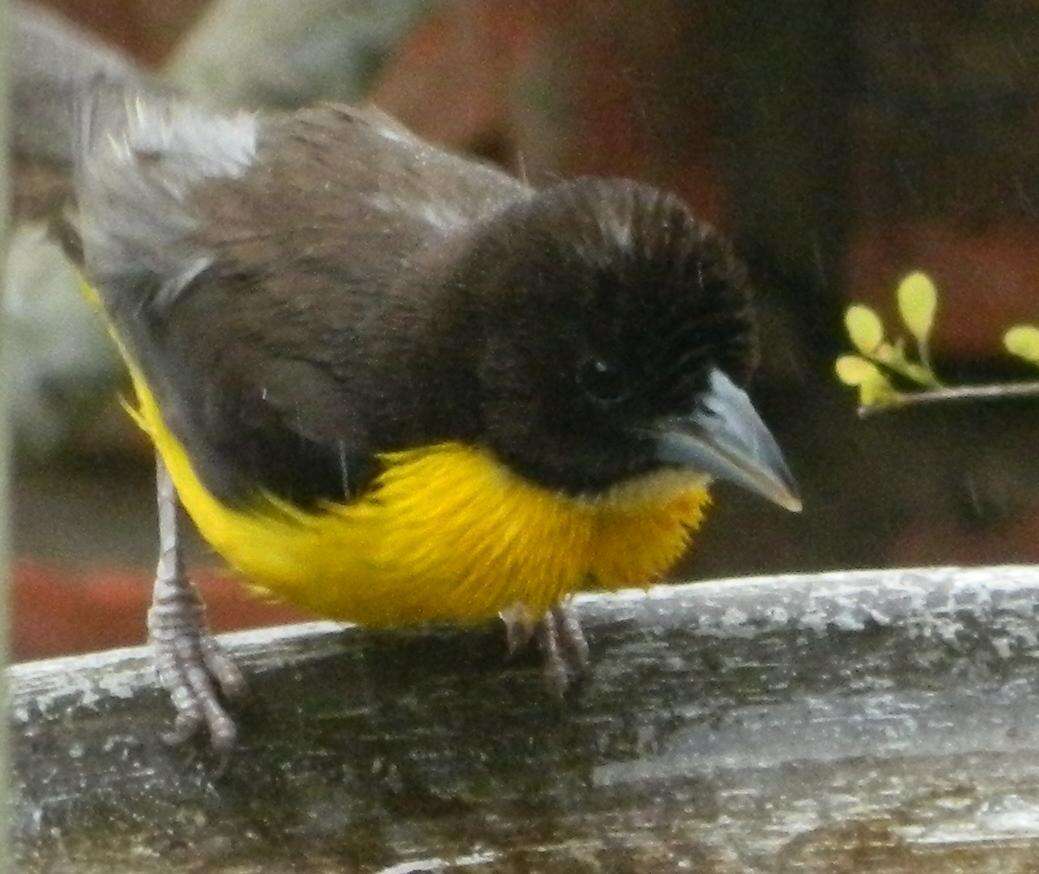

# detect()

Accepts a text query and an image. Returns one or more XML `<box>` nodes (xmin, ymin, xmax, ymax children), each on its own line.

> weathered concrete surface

<box><xmin>12</xmin><ymin>566</ymin><xmax>1039</xmax><ymax>872</ymax></box>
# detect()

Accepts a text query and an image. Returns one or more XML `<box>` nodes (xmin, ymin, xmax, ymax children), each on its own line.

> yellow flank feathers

<box><xmin>124</xmin><ymin>363</ymin><xmax>710</xmax><ymax>627</ymax></box>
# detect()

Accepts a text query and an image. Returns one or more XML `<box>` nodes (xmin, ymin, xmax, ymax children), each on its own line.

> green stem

<box><xmin>862</xmin><ymin>349</ymin><xmax>941</xmax><ymax>390</ymax></box>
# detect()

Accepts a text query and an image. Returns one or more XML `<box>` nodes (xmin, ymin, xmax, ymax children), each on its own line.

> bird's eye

<box><xmin>577</xmin><ymin>356</ymin><xmax>629</xmax><ymax>404</ymax></box>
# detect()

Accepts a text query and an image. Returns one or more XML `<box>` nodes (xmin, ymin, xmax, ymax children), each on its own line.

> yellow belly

<box><xmin>123</xmin><ymin>352</ymin><xmax>710</xmax><ymax>627</ymax></box>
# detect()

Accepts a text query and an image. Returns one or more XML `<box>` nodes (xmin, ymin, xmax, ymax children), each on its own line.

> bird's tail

<box><xmin>11</xmin><ymin>0</ymin><xmax>170</xmax><ymax>221</ymax></box>
<box><xmin>66</xmin><ymin>79</ymin><xmax>257</xmax><ymax>314</ymax></box>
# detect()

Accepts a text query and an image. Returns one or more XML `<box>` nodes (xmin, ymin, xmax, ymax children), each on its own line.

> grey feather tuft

<box><xmin>74</xmin><ymin>84</ymin><xmax>258</xmax><ymax>315</ymax></box>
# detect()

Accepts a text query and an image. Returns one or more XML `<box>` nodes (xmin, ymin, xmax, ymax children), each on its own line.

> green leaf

<box><xmin>896</xmin><ymin>272</ymin><xmax>937</xmax><ymax>343</ymax></box>
<box><xmin>845</xmin><ymin>305</ymin><xmax>884</xmax><ymax>353</ymax></box>
<box><xmin>901</xmin><ymin>361</ymin><xmax>939</xmax><ymax>388</ymax></box>
<box><xmin>871</xmin><ymin>339</ymin><xmax>940</xmax><ymax>388</ymax></box>
<box><xmin>1004</xmin><ymin>325</ymin><xmax>1039</xmax><ymax>365</ymax></box>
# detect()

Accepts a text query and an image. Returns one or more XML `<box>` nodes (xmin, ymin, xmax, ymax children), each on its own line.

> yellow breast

<box><xmin>126</xmin><ymin>360</ymin><xmax>710</xmax><ymax>627</ymax></box>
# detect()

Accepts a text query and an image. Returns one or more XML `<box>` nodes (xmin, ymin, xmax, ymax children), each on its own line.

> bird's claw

<box><xmin>502</xmin><ymin>602</ymin><xmax>591</xmax><ymax>695</ymax></box>
<box><xmin>149</xmin><ymin>591</ymin><xmax>246</xmax><ymax>756</ymax></box>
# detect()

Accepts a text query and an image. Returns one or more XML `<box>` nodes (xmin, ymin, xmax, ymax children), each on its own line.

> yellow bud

<box><xmin>1004</xmin><ymin>325</ymin><xmax>1039</xmax><ymax>365</ymax></box>
<box><xmin>897</xmin><ymin>272</ymin><xmax>937</xmax><ymax>343</ymax></box>
<box><xmin>871</xmin><ymin>341</ymin><xmax>900</xmax><ymax>366</ymax></box>
<box><xmin>845</xmin><ymin>305</ymin><xmax>884</xmax><ymax>353</ymax></box>
<box><xmin>835</xmin><ymin>355</ymin><xmax>882</xmax><ymax>386</ymax></box>
<box><xmin>859</xmin><ymin>378</ymin><xmax>898</xmax><ymax>408</ymax></box>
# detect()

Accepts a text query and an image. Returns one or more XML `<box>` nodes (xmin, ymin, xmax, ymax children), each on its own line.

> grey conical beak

<box><xmin>652</xmin><ymin>369</ymin><xmax>802</xmax><ymax>512</ymax></box>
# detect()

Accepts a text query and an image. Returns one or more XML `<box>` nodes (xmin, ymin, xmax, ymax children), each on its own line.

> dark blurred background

<box><xmin>12</xmin><ymin>0</ymin><xmax>1039</xmax><ymax>661</ymax></box>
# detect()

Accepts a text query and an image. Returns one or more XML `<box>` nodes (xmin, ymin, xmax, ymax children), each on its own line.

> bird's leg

<box><xmin>148</xmin><ymin>454</ymin><xmax>246</xmax><ymax>755</ymax></box>
<box><xmin>501</xmin><ymin>601</ymin><xmax>591</xmax><ymax>696</ymax></box>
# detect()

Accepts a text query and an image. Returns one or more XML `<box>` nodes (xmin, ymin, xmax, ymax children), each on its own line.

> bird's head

<box><xmin>451</xmin><ymin>177</ymin><xmax>800</xmax><ymax>510</ymax></box>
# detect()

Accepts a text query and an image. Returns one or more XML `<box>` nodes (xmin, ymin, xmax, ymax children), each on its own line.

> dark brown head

<box><xmin>448</xmin><ymin>178</ymin><xmax>799</xmax><ymax>508</ymax></box>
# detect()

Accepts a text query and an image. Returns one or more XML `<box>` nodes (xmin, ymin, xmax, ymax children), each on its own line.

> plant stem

<box><xmin>859</xmin><ymin>381</ymin><xmax>1039</xmax><ymax>417</ymax></box>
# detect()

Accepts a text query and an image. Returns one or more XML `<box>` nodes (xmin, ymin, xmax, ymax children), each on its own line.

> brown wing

<box><xmin>68</xmin><ymin>86</ymin><xmax>526</xmax><ymax>504</ymax></box>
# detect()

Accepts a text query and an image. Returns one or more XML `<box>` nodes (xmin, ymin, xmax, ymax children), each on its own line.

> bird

<box><xmin>58</xmin><ymin>84</ymin><xmax>801</xmax><ymax>754</ymax></box>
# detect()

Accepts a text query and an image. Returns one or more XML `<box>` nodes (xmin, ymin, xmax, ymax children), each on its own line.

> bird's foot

<box><xmin>148</xmin><ymin>580</ymin><xmax>247</xmax><ymax>758</ymax></box>
<box><xmin>501</xmin><ymin>602</ymin><xmax>591</xmax><ymax>696</ymax></box>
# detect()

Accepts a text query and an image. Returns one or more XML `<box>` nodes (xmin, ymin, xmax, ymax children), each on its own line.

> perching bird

<box><xmin>59</xmin><ymin>85</ymin><xmax>800</xmax><ymax>753</ymax></box>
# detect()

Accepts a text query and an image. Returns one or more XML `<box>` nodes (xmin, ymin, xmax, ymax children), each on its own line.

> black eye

<box><xmin>577</xmin><ymin>356</ymin><xmax>629</xmax><ymax>404</ymax></box>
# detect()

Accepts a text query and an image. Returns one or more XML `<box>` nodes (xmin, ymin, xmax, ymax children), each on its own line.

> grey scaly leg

<box><xmin>148</xmin><ymin>454</ymin><xmax>246</xmax><ymax>755</ymax></box>
<box><xmin>501</xmin><ymin>601</ymin><xmax>591</xmax><ymax>695</ymax></box>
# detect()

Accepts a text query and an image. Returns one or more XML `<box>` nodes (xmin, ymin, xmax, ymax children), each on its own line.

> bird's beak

<box><xmin>651</xmin><ymin>368</ymin><xmax>802</xmax><ymax>512</ymax></box>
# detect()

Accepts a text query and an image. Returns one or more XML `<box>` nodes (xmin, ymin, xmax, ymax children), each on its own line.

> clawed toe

<box><xmin>502</xmin><ymin>602</ymin><xmax>591</xmax><ymax>695</ymax></box>
<box><xmin>151</xmin><ymin>606</ymin><xmax>245</xmax><ymax>755</ymax></box>
<box><xmin>537</xmin><ymin>605</ymin><xmax>591</xmax><ymax>696</ymax></box>
<box><xmin>199</xmin><ymin>635</ymin><xmax>248</xmax><ymax>700</ymax></box>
